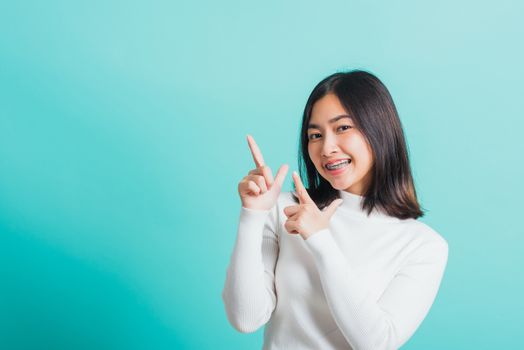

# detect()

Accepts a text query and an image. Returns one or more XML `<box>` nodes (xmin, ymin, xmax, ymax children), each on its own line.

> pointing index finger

<box><xmin>246</xmin><ymin>134</ymin><xmax>266</xmax><ymax>168</ymax></box>
<box><xmin>292</xmin><ymin>171</ymin><xmax>313</xmax><ymax>204</ymax></box>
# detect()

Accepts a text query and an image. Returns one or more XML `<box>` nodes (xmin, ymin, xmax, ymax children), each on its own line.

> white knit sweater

<box><xmin>222</xmin><ymin>190</ymin><xmax>448</xmax><ymax>350</ymax></box>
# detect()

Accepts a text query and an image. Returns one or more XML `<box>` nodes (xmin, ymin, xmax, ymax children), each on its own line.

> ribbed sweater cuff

<box><xmin>239</xmin><ymin>206</ymin><xmax>271</xmax><ymax>227</ymax></box>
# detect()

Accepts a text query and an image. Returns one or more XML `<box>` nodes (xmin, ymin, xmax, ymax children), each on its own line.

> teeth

<box><xmin>326</xmin><ymin>159</ymin><xmax>350</xmax><ymax>170</ymax></box>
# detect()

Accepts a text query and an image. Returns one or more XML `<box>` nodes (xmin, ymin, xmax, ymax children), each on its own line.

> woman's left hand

<box><xmin>283</xmin><ymin>171</ymin><xmax>344</xmax><ymax>240</ymax></box>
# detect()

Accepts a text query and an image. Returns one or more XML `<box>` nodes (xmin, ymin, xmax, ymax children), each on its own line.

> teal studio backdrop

<box><xmin>1</xmin><ymin>1</ymin><xmax>523</xmax><ymax>349</ymax></box>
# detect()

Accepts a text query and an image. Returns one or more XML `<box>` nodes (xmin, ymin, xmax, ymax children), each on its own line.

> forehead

<box><xmin>310</xmin><ymin>93</ymin><xmax>350</xmax><ymax>122</ymax></box>
<box><xmin>309</xmin><ymin>93</ymin><xmax>352</xmax><ymax>127</ymax></box>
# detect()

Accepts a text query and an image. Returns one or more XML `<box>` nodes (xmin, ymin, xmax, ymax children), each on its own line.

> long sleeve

<box><xmin>304</xmin><ymin>228</ymin><xmax>449</xmax><ymax>350</ymax></box>
<box><xmin>222</xmin><ymin>205</ymin><xmax>280</xmax><ymax>333</ymax></box>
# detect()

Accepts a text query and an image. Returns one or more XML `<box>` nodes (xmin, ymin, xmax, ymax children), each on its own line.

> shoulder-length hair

<box><xmin>292</xmin><ymin>70</ymin><xmax>424</xmax><ymax>220</ymax></box>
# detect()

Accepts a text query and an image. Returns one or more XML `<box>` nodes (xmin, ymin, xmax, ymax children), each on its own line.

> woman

<box><xmin>222</xmin><ymin>70</ymin><xmax>449</xmax><ymax>350</ymax></box>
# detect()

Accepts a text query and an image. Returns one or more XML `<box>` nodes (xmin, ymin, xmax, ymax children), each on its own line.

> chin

<box><xmin>326</xmin><ymin>178</ymin><xmax>351</xmax><ymax>191</ymax></box>
<box><xmin>335</xmin><ymin>183</ymin><xmax>351</xmax><ymax>191</ymax></box>
<box><xmin>318</xmin><ymin>169</ymin><xmax>352</xmax><ymax>190</ymax></box>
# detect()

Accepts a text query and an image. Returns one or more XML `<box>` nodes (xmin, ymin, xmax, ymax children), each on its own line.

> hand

<box><xmin>238</xmin><ymin>134</ymin><xmax>289</xmax><ymax>211</ymax></box>
<box><xmin>283</xmin><ymin>171</ymin><xmax>343</xmax><ymax>240</ymax></box>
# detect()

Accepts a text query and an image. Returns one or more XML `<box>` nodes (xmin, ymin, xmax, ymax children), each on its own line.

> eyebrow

<box><xmin>307</xmin><ymin>114</ymin><xmax>352</xmax><ymax>130</ymax></box>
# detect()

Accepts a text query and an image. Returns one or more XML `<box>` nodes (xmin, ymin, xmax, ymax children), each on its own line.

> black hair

<box><xmin>292</xmin><ymin>70</ymin><xmax>424</xmax><ymax>220</ymax></box>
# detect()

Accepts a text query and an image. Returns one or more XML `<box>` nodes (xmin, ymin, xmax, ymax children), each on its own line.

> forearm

<box><xmin>222</xmin><ymin>207</ymin><xmax>277</xmax><ymax>333</ymax></box>
<box><xmin>305</xmin><ymin>229</ymin><xmax>399</xmax><ymax>350</ymax></box>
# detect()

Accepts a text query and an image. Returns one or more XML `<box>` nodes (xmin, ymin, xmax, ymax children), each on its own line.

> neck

<box><xmin>337</xmin><ymin>190</ymin><xmax>403</xmax><ymax>222</ymax></box>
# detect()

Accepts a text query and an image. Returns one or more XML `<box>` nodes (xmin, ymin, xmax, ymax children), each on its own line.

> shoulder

<box><xmin>402</xmin><ymin>220</ymin><xmax>449</xmax><ymax>262</ymax></box>
<box><xmin>414</xmin><ymin>220</ymin><xmax>448</xmax><ymax>248</ymax></box>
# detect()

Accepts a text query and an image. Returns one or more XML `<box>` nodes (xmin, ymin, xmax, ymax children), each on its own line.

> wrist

<box><xmin>241</xmin><ymin>205</ymin><xmax>271</xmax><ymax>213</ymax></box>
<box><xmin>301</xmin><ymin>226</ymin><xmax>327</xmax><ymax>240</ymax></box>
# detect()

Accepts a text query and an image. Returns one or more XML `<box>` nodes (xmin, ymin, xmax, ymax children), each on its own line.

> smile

<box><xmin>325</xmin><ymin>159</ymin><xmax>351</xmax><ymax>170</ymax></box>
<box><xmin>325</xmin><ymin>159</ymin><xmax>351</xmax><ymax>175</ymax></box>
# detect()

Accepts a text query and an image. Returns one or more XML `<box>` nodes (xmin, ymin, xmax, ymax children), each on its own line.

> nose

<box><xmin>320</xmin><ymin>133</ymin><xmax>339</xmax><ymax>158</ymax></box>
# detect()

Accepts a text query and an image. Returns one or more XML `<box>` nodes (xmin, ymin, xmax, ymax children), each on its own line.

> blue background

<box><xmin>1</xmin><ymin>1</ymin><xmax>523</xmax><ymax>349</ymax></box>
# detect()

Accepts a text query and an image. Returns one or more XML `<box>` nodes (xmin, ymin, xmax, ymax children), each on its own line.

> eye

<box><xmin>338</xmin><ymin>125</ymin><xmax>351</xmax><ymax>131</ymax></box>
<box><xmin>308</xmin><ymin>133</ymin><xmax>321</xmax><ymax>140</ymax></box>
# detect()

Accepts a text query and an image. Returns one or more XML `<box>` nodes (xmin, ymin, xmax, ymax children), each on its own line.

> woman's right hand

<box><xmin>238</xmin><ymin>134</ymin><xmax>289</xmax><ymax>211</ymax></box>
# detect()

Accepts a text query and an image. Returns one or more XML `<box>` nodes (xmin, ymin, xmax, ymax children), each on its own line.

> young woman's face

<box><xmin>307</xmin><ymin>93</ymin><xmax>374</xmax><ymax>196</ymax></box>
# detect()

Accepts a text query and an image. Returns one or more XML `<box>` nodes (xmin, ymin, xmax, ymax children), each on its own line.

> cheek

<box><xmin>363</xmin><ymin>141</ymin><xmax>374</xmax><ymax>165</ymax></box>
<box><xmin>351</xmin><ymin>135</ymin><xmax>373</xmax><ymax>165</ymax></box>
<box><xmin>307</xmin><ymin>145</ymin><xmax>322</xmax><ymax>170</ymax></box>
<box><xmin>357</xmin><ymin>151</ymin><xmax>374</xmax><ymax>174</ymax></box>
